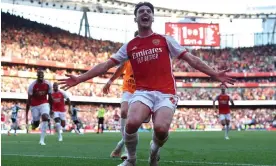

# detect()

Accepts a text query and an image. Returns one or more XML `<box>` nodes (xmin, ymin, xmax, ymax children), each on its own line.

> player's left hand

<box><xmin>58</xmin><ymin>74</ymin><xmax>81</xmax><ymax>90</ymax></box>
<box><xmin>102</xmin><ymin>82</ymin><xmax>111</xmax><ymax>95</ymax></box>
<box><xmin>213</xmin><ymin>69</ymin><xmax>236</xmax><ymax>87</ymax></box>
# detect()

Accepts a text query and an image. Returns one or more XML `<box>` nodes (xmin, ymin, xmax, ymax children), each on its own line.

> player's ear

<box><xmin>134</xmin><ymin>17</ymin><xmax>137</xmax><ymax>23</ymax></box>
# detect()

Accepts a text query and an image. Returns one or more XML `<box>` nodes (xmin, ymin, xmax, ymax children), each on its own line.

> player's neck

<box><xmin>37</xmin><ymin>79</ymin><xmax>43</xmax><ymax>83</ymax></box>
<box><xmin>138</xmin><ymin>28</ymin><xmax>153</xmax><ymax>38</ymax></box>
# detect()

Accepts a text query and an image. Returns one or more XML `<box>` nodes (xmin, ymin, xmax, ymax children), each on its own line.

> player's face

<box><xmin>221</xmin><ymin>89</ymin><xmax>225</xmax><ymax>94</ymax></box>
<box><xmin>53</xmin><ymin>83</ymin><xmax>58</xmax><ymax>91</ymax></box>
<box><xmin>135</xmin><ymin>6</ymin><xmax>153</xmax><ymax>29</ymax></box>
<box><xmin>37</xmin><ymin>71</ymin><xmax>44</xmax><ymax>81</ymax></box>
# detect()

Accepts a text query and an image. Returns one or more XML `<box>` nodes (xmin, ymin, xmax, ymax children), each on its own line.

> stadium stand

<box><xmin>1</xmin><ymin>12</ymin><xmax>276</xmax><ymax>131</ymax></box>
<box><xmin>1</xmin><ymin>101</ymin><xmax>275</xmax><ymax>131</ymax></box>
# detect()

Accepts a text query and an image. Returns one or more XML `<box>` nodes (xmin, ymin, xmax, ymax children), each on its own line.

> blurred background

<box><xmin>1</xmin><ymin>0</ymin><xmax>276</xmax><ymax>133</ymax></box>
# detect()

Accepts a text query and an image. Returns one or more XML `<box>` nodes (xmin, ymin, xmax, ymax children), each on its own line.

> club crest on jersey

<box><xmin>152</xmin><ymin>39</ymin><xmax>160</xmax><ymax>46</ymax></box>
<box><xmin>169</xmin><ymin>97</ymin><xmax>176</xmax><ymax>105</ymax></box>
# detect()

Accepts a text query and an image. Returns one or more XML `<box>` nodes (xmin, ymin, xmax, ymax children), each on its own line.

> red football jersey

<box><xmin>110</xmin><ymin>33</ymin><xmax>187</xmax><ymax>95</ymax></box>
<box><xmin>113</xmin><ymin>114</ymin><xmax>120</xmax><ymax>122</ymax></box>
<box><xmin>28</xmin><ymin>80</ymin><xmax>52</xmax><ymax>106</ymax></box>
<box><xmin>51</xmin><ymin>90</ymin><xmax>69</xmax><ymax>112</ymax></box>
<box><xmin>215</xmin><ymin>94</ymin><xmax>232</xmax><ymax>114</ymax></box>
<box><xmin>1</xmin><ymin>113</ymin><xmax>5</xmax><ymax>122</ymax></box>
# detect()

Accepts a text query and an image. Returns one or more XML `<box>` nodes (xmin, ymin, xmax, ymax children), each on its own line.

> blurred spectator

<box><xmin>1</xmin><ymin>13</ymin><xmax>276</xmax><ymax>73</ymax></box>
<box><xmin>1</xmin><ymin>65</ymin><xmax>276</xmax><ymax>99</ymax></box>
<box><xmin>2</xmin><ymin>76</ymin><xmax>275</xmax><ymax>100</ymax></box>
<box><xmin>1</xmin><ymin>101</ymin><xmax>275</xmax><ymax>131</ymax></box>
<box><xmin>2</xmin><ymin>64</ymin><xmax>276</xmax><ymax>83</ymax></box>
<box><xmin>177</xmin><ymin>87</ymin><xmax>275</xmax><ymax>100</ymax></box>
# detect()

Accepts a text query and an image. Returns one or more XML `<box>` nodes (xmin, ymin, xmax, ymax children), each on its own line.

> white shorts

<box><xmin>31</xmin><ymin>103</ymin><xmax>50</xmax><ymax>121</ymax></box>
<box><xmin>219</xmin><ymin>114</ymin><xmax>231</xmax><ymax>121</ymax></box>
<box><xmin>113</xmin><ymin>121</ymin><xmax>119</xmax><ymax>126</ymax></box>
<box><xmin>53</xmin><ymin>112</ymin><xmax>66</xmax><ymax>121</ymax></box>
<box><xmin>121</xmin><ymin>91</ymin><xmax>133</xmax><ymax>103</ymax></box>
<box><xmin>129</xmin><ymin>90</ymin><xmax>178</xmax><ymax>113</ymax></box>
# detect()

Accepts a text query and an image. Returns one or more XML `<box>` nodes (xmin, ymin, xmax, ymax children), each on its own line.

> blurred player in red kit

<box><xmin>26</xmin><ymin>69</ymin><xmax>52</xmax><ymax>145</ymax></box>
<box><xmin>113</xmin><ymin>109</ymin><xmax>121</xmax><ymax>131</ymax></box>
<box><xmin>51</xmin><ymin>82</ymin><xmax>71</xmax><ymax>141</ymax></box>
<box><xmin>213</xmin><ymin>85</ymin><xmax>234</xmax><ymax>140</ymax></box>
<box><xmin>1</xmin><ymin>113</ymin><xmax>5</xmax><ymax>130</ymax></box>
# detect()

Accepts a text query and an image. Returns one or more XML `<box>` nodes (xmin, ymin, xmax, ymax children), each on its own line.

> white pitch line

<box><xmin>2</xmin><ymin>154</ymin><xmax>275</xmax><ymax>166</ymax></box>
<box><xmin>2</xmin><ymin>141</ymin><xmax>33</xmax><ymax>143</ymax></box>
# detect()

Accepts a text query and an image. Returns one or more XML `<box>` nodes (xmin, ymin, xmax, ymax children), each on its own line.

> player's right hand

<box><xmin>58</xmin><ymin>74</ymin><xmax>80</xmax><ymax>90</ymax></box>
<box><xmin>103</xmin><ymin>82</ymin><xmax>111</xmax><ymax>94</ymax></box>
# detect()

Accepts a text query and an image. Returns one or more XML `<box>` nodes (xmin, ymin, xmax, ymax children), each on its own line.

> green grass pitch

<box><xmin>1</xmin><ymin>131</ymin><xmax>276</xmax><ymax>166</ymax></box>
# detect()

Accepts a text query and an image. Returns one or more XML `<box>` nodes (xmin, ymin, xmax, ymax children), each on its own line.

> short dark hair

<box><xmin>134</xmin><ymin>2</ymin><xmax>154</xmax><ymax>16</ymax></box>
<box><xmin>37</xmin><ymin>68</ymin><xmax>44</xmax><ymax>73</ymax></box>
<box><xmin>134</xmin><ymin>31</ymin><xmax>138</xmax><ymax>37</ymax></box>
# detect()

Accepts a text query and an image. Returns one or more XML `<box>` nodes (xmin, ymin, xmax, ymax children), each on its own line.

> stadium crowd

<box><xmin>2</xmin><ymin>12</ymin><xmax>276</xmax><ymax>73</ymax></box>
<box><xmin>1</xmin><ymin>65</ymin><xmax>276</xmax><ymax>100</ymax></box>
<box><xmin>1</xmin><ymin>101</ymin><xmax>275</xmax><ymax>131</ymax></box>
<box><xmin>2</xmin><ymin>65</ymin><xmax>276</xmax><ymax>83</ymax></box>
<box><xmin>1</xmin><ymin>13</ymin><xmax>276</xmax><ymax>133</ymax></box>
<box><xmin>1</xmin><ymin>75</ymin><xmax>275</xmax><ymax>100</ymax></box>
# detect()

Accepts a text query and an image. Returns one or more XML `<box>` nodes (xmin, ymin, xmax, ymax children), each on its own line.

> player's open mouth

<box><xmin>141</xmin><ymin>17</ymin><xmax>149</xmax><ymax>23</ymax></box>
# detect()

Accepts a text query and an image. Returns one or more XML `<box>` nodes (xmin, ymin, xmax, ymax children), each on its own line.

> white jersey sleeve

<box><xmin>27</xmin><ymin>81</ymin><xmax>36</xmax><ymax>95</ymax></box>
<box><xmin>213</xmin><ymin>95</ymin><xmax>219</xmax><ymax>102</ymax></box>
<box><xmin>164</xmin><ymin>35</ymin><xmax>188</xmax><ymax>58</ymax></box>
<box><xmin>110</xmin><ymin>43</ymin><xmax>128</xmax><ymax>64</ymax></box>
<box><xmin>45</xmin><ymin>81</ymin><xmax>53</xmax><ymax>94</ymax></box>
<box><xmin>60</xmin><ymin>90</ymin><xmax>69</xmax><ymax>100</ymax></box>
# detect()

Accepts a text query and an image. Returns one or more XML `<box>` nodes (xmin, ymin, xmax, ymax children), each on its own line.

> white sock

<box><xmin>124</xmin><ymin>132</ymin><xmax>138</xmax><ymax>160</ymax></box>
<box><xmin>120</xmin><ymin>118</ymin><xmax>126</xmax><ymax>136</ymax></box>
<box><xmin>225</xmin><ymin>125</ymin><xmax>229</xmax><ymax>137</ymax></box>
<box><xmin>40</xmin><ymin>121</ymin><xmax>48</xmax><ymax>143</ymax></box>
<box><xmin>56</xmin><ymin>123</ymin><xmax>62</xmax><ymax>138</ymax></box>
<box><xmin>151</xmin><ymin>132</ymin><xmax>168</xmax><ymax>156</ymax></box>
<box><xmin>115</xmin><ymin>138</ymin><xmax>124</xmax><ymax>152</ymax></box>
<box><xmin>124</xmin><ymin>146</ymin><xmax>128</xmax><ymax>154</ymax></box>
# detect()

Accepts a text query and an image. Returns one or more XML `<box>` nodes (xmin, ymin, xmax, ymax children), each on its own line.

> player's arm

<box><xmin>66</xmin><ymin>98</ymin><xmax>71</xmax><ymax>114</ymax></box>
<box><xmin>103</xmin><ymin>63</ymin><xmax>126</xmax><ymax>94</ymax></box>
<box><xmin>110</xmin><ymin>63</ymin><xmax>126</xmax><ymax>83</ymax></box>
<box><xmin>26</xmin><ymin>82</ymin><xmax>34</xmax><ymax>125</ymax></box>
<box><xmin>181</xmin><ymin>53</ymin><xmax>235</xmax><ymax>85</ymax></box>
<box><xmin>59</xmin><ymin>60</ymin><xmax>118</xmax><ymax>90</ymax></box>
<box><xmin>68</xmin><ymin>106</ymin><xmax>72</xmax><ymax>116</ymax></box>
<box><xmin>58</xmin><ymin>44</ymin><xmax>128</xmax><ymax>90</ymax></box>
<box><xmin>165</xmin><ymin>36</ymin><xmax>235</xmax><ymax>86</ymax></box>
<box><xmin>213</xmin><ymin>96</ymin><xmax>218</xmax><ymax>112</ymax></box>
<box><xmin>62</xmin><ymin>90</ymin><xmax>71</xmax><ymax>115</ymax></box>
<box><xmin>48</xmin><ymin>93</ymin><xmax>53</xmax><ymax>117</ymax></box>
<box><xmin>26</xmin><ymin>94</ymin><xmax>32</xmax><ymax>125</ymax></box>
<box><xmin>230</xmin><ymin>97</ymin><xmax>234</xmax><ymax>107</ymax></box>
<box><xmin>19</xmin><ymin>105</ymin><xmax>26</xmax><ymax>110</ymax></box>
